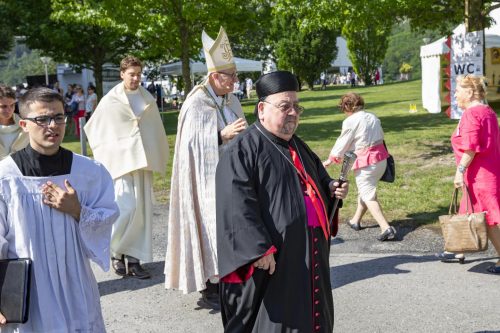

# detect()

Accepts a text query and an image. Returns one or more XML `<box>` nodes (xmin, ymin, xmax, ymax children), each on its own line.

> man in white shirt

<box><xmin>165</xmin><ymin>27</ymin><xmax>246</xmax><ymax>310</ymax></box>
<box><xmin>85</xmin><ymin>56</ymin><xmax>169</xmax><ymax>279</ymax></box>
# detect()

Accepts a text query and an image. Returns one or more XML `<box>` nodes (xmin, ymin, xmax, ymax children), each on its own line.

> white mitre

<box><xmin>202</xmin><ymin>26</ymin><xmax>236</xmax><ymax>73</ymax></box>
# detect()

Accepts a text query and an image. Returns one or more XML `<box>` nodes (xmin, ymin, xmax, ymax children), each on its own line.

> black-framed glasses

<box><xmin>217</xmin><ymin>71</ymin><xmax>238</xmax><ymax>79</ymax></box>
<box><xmin>24</xmin><ymin>114</ymin><xmax>67</xmax><ymax>126</ymax></box>
<box><xmin>262</xmin><ymin>100</ymin><xmax>304</xmax><ymax>114</ymax></box>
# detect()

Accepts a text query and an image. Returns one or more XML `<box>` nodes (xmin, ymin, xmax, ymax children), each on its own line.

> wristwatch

<box><xmin>458</xmin><ymin>164</ymin><xmax>467</xmax><ymax>174</ymax></box>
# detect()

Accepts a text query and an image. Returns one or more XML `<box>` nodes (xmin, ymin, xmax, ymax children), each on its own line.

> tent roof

<box><xmin>160</xmin><ymin>57</ymin><xmax>262</xmax><ymax>76</ymax></box>
<box><xmin>420</xmin><ymin>8</ymin><xmax>500</xmax><ymax>57</ymax></box>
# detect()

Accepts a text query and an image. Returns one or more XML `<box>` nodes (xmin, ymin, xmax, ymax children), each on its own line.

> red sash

<box><xmin>289</xmin><ymin>146</ymin><xmax>330</xmax><ymax>240</ymax></box>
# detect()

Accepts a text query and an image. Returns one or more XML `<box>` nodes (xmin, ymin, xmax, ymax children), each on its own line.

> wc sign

<box><xmin>449</xmin><ymin>30</ymin><xmax>483</xmax><ymax>119</ymax></box>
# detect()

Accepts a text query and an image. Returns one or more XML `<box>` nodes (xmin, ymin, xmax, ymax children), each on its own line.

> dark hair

<box><xmin>339</xmin><ymin>92</ymin><xmax>364</xmax><ymax>113</ymax></box>
<box><xmin>0</xmin><ymin>84</ymin><xmax>16</xmax><ymax>100</ymax></box>
<box><xmin>88</xmin><ymin>85</ymin><xmax>96</xmax><ymax>92</ymax></box>
<box><xmin>19</xmin><ymin>87</ymin><xmax>65</xmax><ymax>118</ymax></box>
<box><xmin>120</xmin><ymin>55</ymin><xmax>143</xmax><ymax>72</ymax></box>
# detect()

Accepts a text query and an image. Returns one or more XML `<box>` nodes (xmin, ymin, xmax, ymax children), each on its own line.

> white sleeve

<box><xmin>77</xmin><ymin>166</ymin><xmax>119</xmax><ymax>271</ymax></box>
<box><xmin>329</xmin><ymin>121</ymin><xmax>355</xmax><ymax>158</ymax></box>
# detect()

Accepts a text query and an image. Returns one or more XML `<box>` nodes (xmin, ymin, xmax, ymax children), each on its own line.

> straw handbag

<box><xmin>439</xmin><ymin>186</ymin><xmax>488</xmax><ymax>253</ymax></box>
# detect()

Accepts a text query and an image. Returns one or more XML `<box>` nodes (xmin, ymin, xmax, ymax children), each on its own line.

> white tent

<box><xmin>160</xmin><ymin>57</ymin><xmax>262</xmax><ymax>76</ymax></box>
<box><xmin>420</xmin><ymin>9</ymin><xmax>500</xmax><ymax>113</ymax></box>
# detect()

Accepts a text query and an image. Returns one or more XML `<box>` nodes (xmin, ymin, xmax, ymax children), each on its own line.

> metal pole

<box><xmin>44</xmin><ymin>64</ymin><xmax>49</xmax><ymax>86</ymax></box>
<box><xmin>79</xmin><ymin>117</ymin><xmax>87</xmax><ymax>156</ymax></box>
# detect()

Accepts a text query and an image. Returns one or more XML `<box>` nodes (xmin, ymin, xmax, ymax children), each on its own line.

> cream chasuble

<box><xmin>0</xmin><ymin>114</ymin><xmax>29</xmax><ymax>160</ymax></box>
<box><xmin>165</xmin><ymin>81</ymin><xmax>245</xmax><ymax>293</ymax></box>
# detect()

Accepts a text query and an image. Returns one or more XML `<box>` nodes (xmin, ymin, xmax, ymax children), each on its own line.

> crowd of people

<box><xmin>0</xmin><ymin>25</ymin><xmax>498</xmax><ymax>333</ymax></box>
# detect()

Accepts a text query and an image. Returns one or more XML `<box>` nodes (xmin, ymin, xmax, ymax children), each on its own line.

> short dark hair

<box><xmin>120</xmin><ymin>56</ymin><xmax>143</xmax><ymax>72</ymax></box>
<box><xmin>19</xmin><ymin>87</ymin><xmax>64</xmax><ymax>118</ymax></box>
<box><xmin>0</xmin><ymin>84</ymin><xmax>16</xmax><ymax>100</ymax></box>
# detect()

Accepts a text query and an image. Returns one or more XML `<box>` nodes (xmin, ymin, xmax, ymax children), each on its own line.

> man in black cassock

<box><xmin>216</xmin><ymin>71</ymin><xmax>349</xmax><ymax>333</ymax></box>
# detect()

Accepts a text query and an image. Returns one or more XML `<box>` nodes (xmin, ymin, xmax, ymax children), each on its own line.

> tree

<box><xmin>342</xmin><ymin>20</ymin><xmax>391</xmax><ymax>86</ymax></box>
<box><xmin>51</xmin><ymin>0</ymin><xmax>271</xmax><ymax>94</ymax></box>
<box><xmin>270</xmin><ymin>13</ymin><xmax>338</xmax><ymax>90</ymax></box>
<box><xmin>273</xmin><ymin>1</ymin><xmax>396</xmax><ymax>85</ymax></box>
<box><xmin>3</xmin><ymin>0</ymin><xmax>140</xmax><ymax>97</ymax></box>
<box><xmin>402</xmin><ymin>0</ymin><xmax>500</xmax><ymax>33</ymax></box>
<box><xmin>0</xmin><ymin>1</ymin><xmax>14</xmax><ymax>59</ymax></box>
<box><xmin>0</xmin><ymin>45</ymin><xmax>57</xmax><ymax>86</ymax></box>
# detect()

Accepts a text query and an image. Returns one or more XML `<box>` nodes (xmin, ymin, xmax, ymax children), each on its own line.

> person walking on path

<box><xmin>85</xmin><ymin>85</ymin><xmax>97</xmax><ymax>121</ymax></box>
<box><xmin>0</xmin><ymin>87</ymin><xmax>119</xmax><ymax>331</ymax></box>
<box><xmin>436</xmin><ymin>75</ymin><xmax>500</xmax><ymax>272</ymax></box>
<box><xmin>323</xmin><ymin>93</ymin><xmax>395</xmax><ymax>241</ymax></box>
<box><xmin>68</xmin><ymin>85</ymin><xmax>86</xmax><ymax>137</ymax></box>
<box><xmin>85</xmin><ymin>55</ymin><xmax>169</xmax><ymax>279</ymax></box>
<box><xmin>245</xmin><ymin>77</ymin><xmax>253</xmax><ymax>99</ymax></box>
<box><xmin>216</xmin><ymin>71</ymin><xmax>348</xmax><ymax>332</ymax></box>
<box><xmin>165</xmin><ymin>27</ymin><xmax>246</xmax><ymax>310</ymax></box>
<box><xmin>0</xmin><ymin>84</ymin><xmax>29</xmax><ymax>160</ymax></box>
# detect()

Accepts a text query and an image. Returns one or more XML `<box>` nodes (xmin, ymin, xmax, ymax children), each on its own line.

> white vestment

<box><xmin>0</xmin><ymin>154</ymin><xmax>119</xmax><ymax>333</ymax></box>
<box><xmin>165</xmin><ymin>81</ymin><xmax>245</xmax><ymax>293</ymax></box>
<box><xmin>0</xmin><ymin>114</ymin><xmax>29</xmax><ymax>160</ymax></box>
<box><xmin>85</xmin><ymin>82</ymin><xmax>169</xmax><ymax>262</ymax></box>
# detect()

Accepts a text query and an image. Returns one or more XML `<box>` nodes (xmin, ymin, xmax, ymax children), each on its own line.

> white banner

<box><xmin>450</xmin><ymin>30</ymin><xmax>484</xmax><ymax>119</ymax></box>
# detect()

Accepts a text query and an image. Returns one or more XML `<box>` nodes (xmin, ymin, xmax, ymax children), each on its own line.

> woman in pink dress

<box><xmin>437</xmin><ymin>75</ymin><xmax>500</xmax><ymax>273</ymax></box>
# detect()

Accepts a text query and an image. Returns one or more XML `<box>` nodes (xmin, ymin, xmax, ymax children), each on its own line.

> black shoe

<box><xmin>377</xmin><ymin>226</ymin><xmax>396</xmax><ymax>241</ymax></box>
<box><xmin>111</xmin><ymin>256</ymin><xmax>126</xmax><ymax>276</ymax></box>
<box><xmin>347</xmin><ymin>221</ymin><xmax>361</xmax><ymax>231</ymax></box>
<box><xmin>127</xmin><ymin>262</ymin><xmax>151</xmax><ymax>279</ymax></box>
<box><xmin>200</xmin><ymin>290</ymin><xmax>220</xmax><ymax>310</ymax></box>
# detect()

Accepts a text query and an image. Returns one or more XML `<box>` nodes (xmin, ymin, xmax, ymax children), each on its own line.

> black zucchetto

<box><xmin>255</xmin><ymin>71</ymin><xmax>299</xmax><ymax>100</ymax></box>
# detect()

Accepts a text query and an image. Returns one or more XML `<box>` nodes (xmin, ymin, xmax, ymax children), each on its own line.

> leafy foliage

<box><xmin>343</xmin><ymin>21</ymin><xmax>391</xmax><ymax>86</ymax></box>
<box><xmin>0</xmin><ymin>44</ymin><xmax>57</xmax><ymax>86</ymax></box>
<box><xmin>270</xmin><ymin>13</ymin><xmax>338</xmax><ymax>89</ymax></box>
<box><xmin>50</xmin><ymin>0</ymin><xmax>270</xmax><ymax>93</ymax></box>
<box><xmin>3</xmin><ymin>0</ymin><xmax>140</xmax><ymax>97</ymax></box>
<box><xmin>0</xmin><ymin>1</ymin><xmax>14</xmax><ymax>59</ymax></box>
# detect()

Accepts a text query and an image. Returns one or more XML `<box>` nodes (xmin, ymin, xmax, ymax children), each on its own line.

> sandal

<box><xmin>486</xmin><ymin>265</ymin><xmax>500</xmax><ymax>274</ymax></box>
<box><xmin>435</xmin><ymin>252</ymin><xmax>465</xmax><ymax>264</ymax></box>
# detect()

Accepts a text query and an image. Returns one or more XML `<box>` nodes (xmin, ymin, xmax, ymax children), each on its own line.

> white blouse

<box><xmin>329</xmin><ymin>110</ymin><xmax>385</xmax><ymax>158</ymax></box>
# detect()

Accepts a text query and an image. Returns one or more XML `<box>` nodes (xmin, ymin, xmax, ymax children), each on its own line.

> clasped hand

<box><xmin>41</xmin><ymin>180</ymin><xmax>82</xmax><ymax>221</ymax></box>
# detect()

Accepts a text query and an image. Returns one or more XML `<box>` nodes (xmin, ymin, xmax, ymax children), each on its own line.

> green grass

<box><xmin>61</xmin><ymin>80</ymin><xmax>500</xmax><ymax>228</ymax></box>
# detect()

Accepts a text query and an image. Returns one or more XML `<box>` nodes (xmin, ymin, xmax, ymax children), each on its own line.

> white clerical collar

<box><xmin>206</xmin><ymin>84</ymin><xmax>223</xmax><ymax>105</ymax></box>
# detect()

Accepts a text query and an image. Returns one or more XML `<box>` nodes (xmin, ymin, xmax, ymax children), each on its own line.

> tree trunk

<box><xmin>465</xmin><ymin>0</ymin><xmax>484</xmax><ymax>32</ymax></box>
<box><xmin>464</xmin><ymin>0</ymin><xmax>486</xmax><ymax>75</ymax></box>
<box><xmin>179</xmin><ymin>26</ymin><xmax>192</xmax><ymax>94</ymax></box>
<box><xmin>93</xmin><ymin>63</ymin><xmax>104</xmax><ymax>100</ymax></box>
